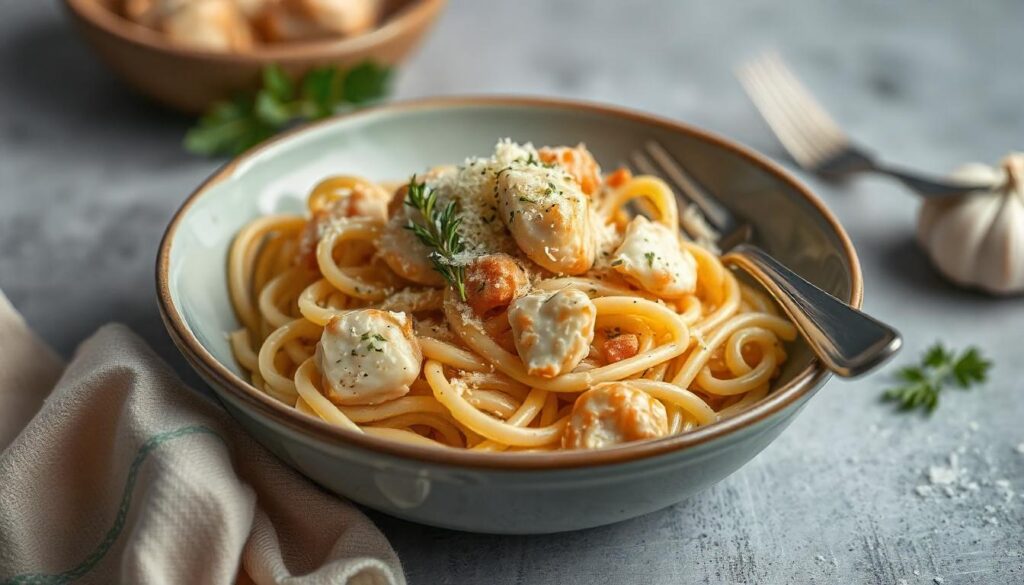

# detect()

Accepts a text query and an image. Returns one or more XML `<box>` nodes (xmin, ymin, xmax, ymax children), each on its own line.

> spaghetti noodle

<box><xmin>227</xmin><ymin>140</ymin><xmax>796</xmax><ymax>451</ymax></box>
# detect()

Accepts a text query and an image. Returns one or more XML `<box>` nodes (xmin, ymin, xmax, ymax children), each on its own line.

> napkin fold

<box><xmin>0</xmin><ymin>290</ymin><xmax>404</xmax><ymax>585</ymax></box>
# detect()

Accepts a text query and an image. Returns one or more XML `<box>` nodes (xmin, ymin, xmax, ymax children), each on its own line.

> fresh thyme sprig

<box><xmin>403</xmin><ymin>177</ymin><xmax>467</xmax><ymax>300</ymax></box>
<box><xmin>185</xmin><ymin>62</ymin><xmax>391</xmax><ymax>156</ymax></box>
<box><xmin>882</xmin><ymin>343</ymin><xmax>992</xmax><ymax>413</ymax></box>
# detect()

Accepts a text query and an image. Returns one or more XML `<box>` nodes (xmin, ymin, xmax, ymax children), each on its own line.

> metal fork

<box><xmin>737</xmin><ymin>53</ymin><xmax>991</xmax><ymax>198</ymax></box>
<box><xmin>628</xmin><ymin>140</ymin><xmax>901</xmax><ymax>378</ymax></box>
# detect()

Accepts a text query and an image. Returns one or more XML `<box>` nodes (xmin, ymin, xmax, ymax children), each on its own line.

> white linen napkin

<box><xmin>0</xmin><ymin>289</ymin><xmax>404</xmax><ymax>585</ymax></box>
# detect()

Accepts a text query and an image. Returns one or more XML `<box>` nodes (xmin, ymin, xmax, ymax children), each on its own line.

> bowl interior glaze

<box><xmin>160</xmin><ymin>97</ymin><xmax>861</xmax><ymax>471</ymax></box>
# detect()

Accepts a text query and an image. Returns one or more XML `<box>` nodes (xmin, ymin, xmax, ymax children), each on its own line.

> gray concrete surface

<box><xmin>2</xmin><ymin>1</ymin><xmax>1022</xmax><ymax>583</ymax></box>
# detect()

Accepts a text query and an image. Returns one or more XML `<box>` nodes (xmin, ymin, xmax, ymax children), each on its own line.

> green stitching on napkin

<box><xmin>3</xmin><ymin>425</ymin><xmax>225</xmax><ymax>585</ymax></box>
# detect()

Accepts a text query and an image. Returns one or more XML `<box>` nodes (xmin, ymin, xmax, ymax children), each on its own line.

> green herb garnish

<box><xmin>644</xmin><ymin>252</ymin><xmax>655</xmax><ymax>267</ymax></box>
<box><xmin>403</xmin><ymin>177</ymin><xmax>467</xmax><ymax>301</ymax></box>
<box><xmin>185</xmin><ymin>62</ymin><xmax>392</xmax><ymax>156</ymax></box>
<box><xmin>883</xmin><ymin>343</ymin><xmax>991</xmax><ymax>412</ymax></box>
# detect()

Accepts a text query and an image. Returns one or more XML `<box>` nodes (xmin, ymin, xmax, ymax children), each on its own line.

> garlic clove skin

<box><xmin>918</xmin><ymin>190</ymin><xmax>1002</xmax><ymax>286</ymax></box>
<box><xmin>975</xmin><ymin>187</ymin><xmax>1024</xmax><ymax>293</ymax></box>
<box><xmin>917</xmin><ymin>153</ymin><xmax>1024</xmax><ymax>295</ymax></box>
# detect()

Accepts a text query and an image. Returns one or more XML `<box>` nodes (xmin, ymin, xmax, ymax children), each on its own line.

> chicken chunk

<box><xmin>497</xmin><ymin>164</ymin><xmax>596</xmax><ymax>275</ymax></box>
<box><xmin>235</xmin><ymin>0</ymin><xmax>272</xmax><ymax>19</ymax></box>
<box><xmin>300</xmin><ymin>0</ymin><xmax>378</xmax><ymax>35</ymax></box>
<box><xmin>122</xmin><ymin>0</ymin><xmax>188</xmax><ymax>28</ymax></box>
<box><xmin>161</xmin><ymin>0</ymin><xmax>255</xmax><ymax>52</ymax></box>
<box><xmin>539</xmin><ymin>144</ymin><xmax>602</xmax><ymax>196</ymax></box>
<box><xmin>377</xmin><ymin>204</ymin><xmax>447</xmax><ymax>286</ymax></box>
<box><xmin>377</xmin><ymin>172</ymin><xmax>463</xmax><ymax>287</ymax></box>
<box><xmin>315</xmin><ymin>309</ymin><xmax>422</xmax><ymax>405</ymax></box>
<box><xmin>562</xmin><ymin>382</ymin><xmax>669</xmax><ymax>449</ymax></box>
<box><xmin>611</xmin><ymin>215</ymin><xmax>698</xmax><ymax>299</ymax></box>
<box><xmin>507</xmin><ymin>289</ymin><xmax>596</xmax><ymax>378</ymax></box>
<box><xmin>602</xmin><ymin>333</ymin><xmax>639</xmax><ymax>364</ymax></box>
<box><xmin>463</xmin><ymin>254</ymin><xmax>529</xmax><ymax>317</ymax></box>
<box><xmin>256</xmin><ymin>0</ymin><xmax>379</xmax><ymax>42</ymax></box>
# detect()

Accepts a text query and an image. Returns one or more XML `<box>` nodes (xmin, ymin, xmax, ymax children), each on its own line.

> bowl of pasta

<box><xmin>157</xmin><ymin>96</ymin><xmax>863</xmax><ymax>533</ymax></box>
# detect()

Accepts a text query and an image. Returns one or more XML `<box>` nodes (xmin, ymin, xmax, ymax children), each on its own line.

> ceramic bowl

<box><xmin>157</xmin><ymin>97</ymin><xmax>863</xmax><ymax>534</ymax></box>
<box><xmin>63</xmin><ymin>0</ymin><xmax>446</xmax><ymax>113</ymax></box>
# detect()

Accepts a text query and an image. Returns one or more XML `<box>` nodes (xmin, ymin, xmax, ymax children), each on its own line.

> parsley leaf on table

<box><xmin>184</xmin><ymin>62</ymin><xmax>392</xmax><ymax>157</ymax></box>
<box><xmin>882</xmin><ymin>343</ymin><xmax>992</xmax><ymax>413</ymax></box>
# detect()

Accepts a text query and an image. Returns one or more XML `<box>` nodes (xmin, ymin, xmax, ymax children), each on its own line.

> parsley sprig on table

<box><xmin>184</xmin><ymin>62</ymin><xmax>391</xmax><ymax>156</ymax></box>
<box><xmin>883</xmin><ymin>343</ymin><xmax>992</xmax><ymax>413</ymax></box>
<box><xmin>403</xmin><ymin>177</ymin><xmax>467</xmax><ymax>301</ymax></box>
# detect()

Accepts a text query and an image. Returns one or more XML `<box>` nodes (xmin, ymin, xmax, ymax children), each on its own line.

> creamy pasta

<box><xmin>227</xmin><ymin>140</ymin><xmax>797</xmax><ymax>451</ymax></box>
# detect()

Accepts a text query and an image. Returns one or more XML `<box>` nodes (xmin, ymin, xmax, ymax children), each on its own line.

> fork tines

<box><xmin>627</xmin><ymin>141</ymin><xmax>746</xmax><ymax>252</ymax></box>
<box><xmin>736</xmin><ymin>52</ymin><xmax>850</xmax><ymax>170</ymax></box>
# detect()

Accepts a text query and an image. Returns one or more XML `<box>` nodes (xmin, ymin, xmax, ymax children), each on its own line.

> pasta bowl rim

<box><xmin>157</xmin><ymin>95</ymin><xmax>864</xmax><ymax>471</ymax></box>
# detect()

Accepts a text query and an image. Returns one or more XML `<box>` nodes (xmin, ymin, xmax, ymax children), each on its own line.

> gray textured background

<box><xmin>2</xmin><ymin>1</ymin><xmax>1023</xmax><ymax>583</ymax></box>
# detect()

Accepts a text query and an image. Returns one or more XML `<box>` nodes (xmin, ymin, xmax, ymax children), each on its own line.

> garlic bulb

<box><xmin>917</xmin><ymin>153</ymin><xmax>1024</xmax><ymax>294</ymax></box>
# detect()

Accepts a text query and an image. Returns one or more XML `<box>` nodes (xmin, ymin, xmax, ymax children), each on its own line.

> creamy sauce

<box><xmin>497</xmin><ymin>163</ymin><xmax>596</xmax><ymax>275</ymax></box>
<box><xmin>316</xmin><ymin>309</ymin><xmax>422</xmax><ymax>404</ymax></box>
<box><xmin>563</xmin><ymin>382</ymin><xmax>669</xmax><ymax>449</ymax></box>
<box><xmin>612</xmin><ymin>215</ymin><xmax>697</xmax><ymax>298</ymax></box>
<box><xmin>507</xmin><ymin>289</ymin><xmax>596</xmax><ymax>378</ymax></box>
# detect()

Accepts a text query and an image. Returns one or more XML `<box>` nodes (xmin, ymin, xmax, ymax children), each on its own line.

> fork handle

<box><xmin>822</xmin><ymin>150</ymin><xmax>990</xmax><ymax>199</ymax></box>
<box><xmin>871</xmin><ymin>163</ymin><xmax>991</xmax><ymax>199</ymax></box>
<box><xmin>722</xmin><ymin>243</ymin><xmax>902</xmax><ymax>378</ymax></box>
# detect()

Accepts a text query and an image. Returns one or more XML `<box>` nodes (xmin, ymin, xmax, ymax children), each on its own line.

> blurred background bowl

<box><xmin>63</xmin><ymin>0</ymin><xmax>446</xmax><ymax>114</ymax></box>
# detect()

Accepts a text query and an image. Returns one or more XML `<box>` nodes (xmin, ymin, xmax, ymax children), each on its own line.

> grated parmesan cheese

<box><xmin>927</xmin><ymin>454</ymin><xmax>960</xmax><ymax>485</ymax></box>
<box><xmin>428</xmin><ymin>140</ymin><xmax>538</xmax><ymax>265</ymax></box>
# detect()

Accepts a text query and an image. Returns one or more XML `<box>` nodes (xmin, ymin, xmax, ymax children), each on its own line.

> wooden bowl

<box><xmin>63</xmin><ymin>0</ymin><xmax>446</xmax><ymax>114</ymax></box>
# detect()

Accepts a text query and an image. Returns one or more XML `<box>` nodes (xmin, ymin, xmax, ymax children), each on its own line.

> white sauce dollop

<box><xmin>315</xmin><ymin>309</ymin><xmax>422</xmax><ymax>405</ymax></box>
<box><xmin>562</xmin><ymin>382</ymin><xmax>669</xmax><ymax>449</ymax></box>
<box><xmin>612</xmin><ymin>215</ymin><xmax>697</xmax><ymax>298</ymax></box>
<box><xmin>507</xmin><ymin>289</ymin><xmax>596</xmax><ymax>378</ymax></box>
<box><xmin>497</xmin><ymin>163</ymin><xmax>596</xmax><ymax>275</ymax></box>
